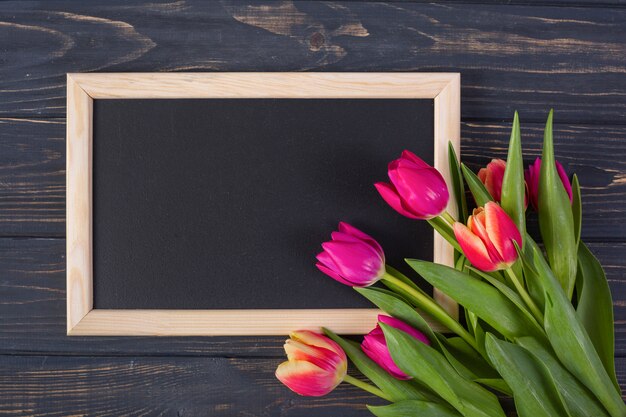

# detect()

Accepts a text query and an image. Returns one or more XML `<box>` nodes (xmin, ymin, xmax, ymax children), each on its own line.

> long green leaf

<box><xmin>323</xmin><ymin>328</ymin><xmax>432</xmax><ymax>402</ymax></box>
<box><xmin>576</xmin><ymin>242</ymin><xmax>619</xmax><ymax>391</ymax></box>
<box><xmin>448</xmin><ymin>142</ymin><xmax>468</xmax><ymax>222</ymax></box>
<box><xmin>485</xmin><ymin>334</ymin><xmax>568</xmax><ymax>417</ymax></box>
<box><xmin>519</xmin><ymin>237</ymin><xmax>626</xmax><ymax>417</ymax></box>
<box><xmin>538</xmin><ymin>109</ymin><xmax>577</xmax><ymax>298</ymax></box>
<box><xmin>500</xmin><ymin>111</ymin><xmax>526</xmax><ymax>239</ymax></box>
<box><xmin>461</xmin><ymin>163</ymin><xmax>492</xmax><ymax>207</ymax></box>
<box><xmin>406</xmin><ymin>259</ymin><xmax>539</xmax><ymax>339</ymax></box>
<box><xmin>368</xmin><ymin>400</ymin><xmax>462</xmax><ymax>417</ymax></box>
<box><xmin>517</xmin><ymin>337</ymin><xmax>610</xmax><ymax>417</ymax></box>
<box><xmin>381</xmin><ymin>324</ymin><xmax>506</xmax><ymax>417</ymax></box>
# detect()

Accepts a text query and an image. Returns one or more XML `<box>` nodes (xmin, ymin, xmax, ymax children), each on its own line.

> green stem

<box><xmin>442</xmin><ymin>211</ymin><xmax>457</xmax><ymax>225</ymax></box>
<box><xmin>343</xmin><ymin>375</ymin><xmax>392</xmax><ymax>401</ymax></box>
<box><xmin>382</xmin><ymin>273</ymin><xmax>477</xmax><ymax>350</ymax></box>
<box><xmin>504</xmin><ymin>267</ymin><xmax>544</xmax><ymax>324</ymax></box>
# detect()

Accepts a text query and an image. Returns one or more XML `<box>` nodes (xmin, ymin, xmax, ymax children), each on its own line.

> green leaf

<box><xmin>461</xmin><ymin>163</ymin><xmax>492</xmax><ymax>207</ymax></box>
<box><xmin>381</xmin><ymin>324</ymin><xmax>506</xmax><ymax>417</ymax></box>
<box><xmin>576</xmin><ymin>242</ymin><xmax>619</xmax><ymax>391</ymax></box>
<box><xmin>521</xmin><ymin>237</ymin><xmax>547</xmax><ymax>312</ymax></box>
<box><xmin>368</xmin><ymin>400</ymin><xmax>462</xmax><ymax>417</ymax></box>
<box><xmin>500</xmin><ymin>111</ymin><xmax>526</xmax><ymax>240</ymax></box>
<box><xmin>406</xmin><ymin>259</ymin><xmax>539</xmax><ymax>339</ymax></box>
<box><xmin>572</xmin><ymin>174</ymin><xmax>582</xmax><ymax>248</ymax></box>
<box><xmin>356</xmin><ymin>287</ymin><xmax>496</xmax><ymax>382</ymax></box>
<box><xmin>519</xmin><ymin>236</ymin><xmax>626</xmax><ymax>417</ymax></box>
<box><xmin>485</xmin><ymin>334</ymin><xmax>568</xmax><ymax>417</ymax></box>
<box><xmin>538</xmin><ymin>109</ymin><xmax>577</xmax><ymax>299</ymax></box>
<box><xmin>323</xmin><ymin>328</ymin><xmax>433</xmax><ymax>402</ymax></box>
<box><xmin>517</xmin><ymin>336</ymin><xmax>610</xmax><ymax>417</ymax></box>
<box><xmin>384</xmin><ymin>265</ymin><xmax>423</xmax><ymax>294</ymax></box>
<box><xmin>473</xmin><ymin>379</ymin><xmax>512</xmax><ymax>396</ymax></box>
<box><xmin>355</xmin><ymin>287</ymin><xmax>438</xmax><ymax>343</ymax></box>
<box><xmin>448</xmin><ymin>141</ymin><xmax>468</xmax><ymax>222</ymax></box>
<box><xmin>467</xmin><ymin>266</ymin><xmax>542</xmax><ymax>331</ymax></box>
<box><xmin>427</xmin><ymin>216</ymin><xmax>462</xmax><ymax>253</ymax></box>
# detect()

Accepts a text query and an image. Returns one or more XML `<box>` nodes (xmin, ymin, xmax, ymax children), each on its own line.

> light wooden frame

<box><xmin>67</xmin><ymin>72</ymin><xmax>460</xmax><ymax>336</ymax></box>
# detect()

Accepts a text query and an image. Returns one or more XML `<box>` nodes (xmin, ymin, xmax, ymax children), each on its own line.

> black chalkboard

<box><xmin>92</xmin><ymin>99</ymin><xmax>434</xmax><ymax>310</ymax></box>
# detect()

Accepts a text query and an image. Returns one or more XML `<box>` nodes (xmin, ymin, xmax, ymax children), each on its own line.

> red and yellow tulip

<box><xmin>275</xmin><ymin>330</ymin><xmax>348</xmax><ymax>397</ymax></box>
<box><xmin>453</xmin><ymin>202</ymin><xmax>522</xmax><ymax>272</ymax></box>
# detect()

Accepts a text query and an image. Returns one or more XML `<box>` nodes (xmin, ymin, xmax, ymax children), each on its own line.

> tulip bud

<box><xmin>453</xmin><ymin>202</ymin><xmax>522</xmax><ymax>272</ymax></box>
<box><xmin>276</xmin><ymin>330</ymin><xmax>348</xmax><ymax>396</ymax></box>
<box><xmin>362</xmin><ymin>315</ymin><xmax>430</xmax><ymax>380</ymax></box>
<box><xmin>316</xmin><ymin>222</ymin><xmax>385</xmax><ymax>287</ymax></box>
<box><xmin>375</xmin><ymin>150</ymin><xmax>449</xmax><ymax>220</ymax></box>
<box><xmin>525</xmin><ymin>157</ymin><xmax>572</xmax><ymax>211</ymax></box>
<box><xmin>478</xmin><ymin>158</ymin><xmax>506</xmax><ymax>202</ymax></box>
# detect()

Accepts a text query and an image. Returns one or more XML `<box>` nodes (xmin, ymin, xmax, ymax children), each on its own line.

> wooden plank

<box><xmin>0</xmin><ymin>353</ymin><xmax>625</xmax><ymax>416</ymax></box>
<box><xmin>1</xmin><ymin>118</ymin><xmax>623</xmax><ymax>239</ymax></box>
<box><xmin>2</xmin><ymin>238</ymin><xmax>626</xmax><ymax>356</ymax></box>
<box><xmin>0</xmin><ymin>355</ymin><xmax>384</xmax><ymax>417</ymax></box>
<box><xmin>0</xmin><ymin>1</ymin><xmax>624</xmax><ymax>123</ymax></box>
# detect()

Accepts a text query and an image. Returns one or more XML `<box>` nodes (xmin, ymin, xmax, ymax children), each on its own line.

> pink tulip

<box><xmin>276</xmin><ymin>330</ymin><xmax>348</xmax><ymax>396</ymax></box>
<box><xmin>375</xmin><ymin>150</ymin><xmax>449</xmax><ymax>220</ymax></box>
<box><xmin>362</xmin><ymin>315</ymin><xmax>430</xmax><ymax>380</ymax></box>
<box><xmin>453</xmin><ymin>202</ymin><xmax>522</xmax><ymax>272</ymax></box>
<box><xmin>316</xmin><ymin>222</ymin><xmax>385</xmax><ymax>287</ymax></box>
<box><xmin>525</xmin><ymin>157</ymin><xmax>572</xmax><ymax>211</ymax></box>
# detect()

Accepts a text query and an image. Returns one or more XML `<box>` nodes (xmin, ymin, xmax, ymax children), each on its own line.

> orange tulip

<box><xmin>275</xmin><ymin>330</ymin><xmax>347</xmax><ymax>396</ymax></box>
<box><xmin>453</xmin><ymin>202</ymin><xmax>522</xmax><ymax>272</ymax></box>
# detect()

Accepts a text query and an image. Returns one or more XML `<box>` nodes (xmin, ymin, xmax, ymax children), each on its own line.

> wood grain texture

<box><xmin>1</xmin><ymin>118</ymin><xmax>623</xmax><ymax>239</ymax></box>
<box><xmin>0</xmin><ymin>354</ymin><xmax>624</xmax><ymax>417</ymax></box>
<box><xmin>0</xmin><ymin>1</ymin><xmax>624</xmax><ymax>123</ymax></box>
<box><xmin>0</xmin><ymin>355</ymin><xmax>384</xmax><ymax>417</ymax></box>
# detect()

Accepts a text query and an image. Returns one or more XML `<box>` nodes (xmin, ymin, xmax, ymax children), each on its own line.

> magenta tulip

<box><xmin>525</xmin><ymin>157</ymin><xmax>572</xmax><ymax>211</ymax></box>
<box><xmin>276</xmin><ymin>330</ymin><xmax>348</xmax><ymax>396</ymax></box>
<box><xmin>453</xmin><ymin>202</ymin><xmax>522</xmax><ymax>272</ymax></box>
<box><xmin>362</xmin><ymin>315</ymin><xmax>430</xmax><ymax>380</ymax></box>
<box><xmin>375</xmin><ymin>150</ymin><xmax>449</xmax><ymax>220</ymax></box>
<box><xmin>316</xmin><ymin>222</ymin><xmax>385</xmax><ymax>287</ymax></box>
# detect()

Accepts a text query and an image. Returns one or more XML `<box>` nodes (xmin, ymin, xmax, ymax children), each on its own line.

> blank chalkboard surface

<box><xmin>92</xmin><ymin>99</ymin><xmax>434</xmax><ymax>310</ymax></box>
<box><xmin>66</xmin><ymin>72</ymin><xmax>460</xmax><ymax>335</ymax></box>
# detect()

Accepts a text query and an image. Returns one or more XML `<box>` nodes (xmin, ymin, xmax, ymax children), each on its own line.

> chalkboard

<box><xmin>92</xmin><ymin>98</ymin><xmax>434</xmax><ymax>310</ymax></box>
<box><xmin>66</xmin><ymin>73</ymin><xmax>460</xmax><ymax>335</ymax></box>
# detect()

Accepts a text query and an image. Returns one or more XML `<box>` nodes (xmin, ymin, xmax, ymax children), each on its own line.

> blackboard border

<box><xmin>66</xmin><ymin>72</ymin><xmax>460</xmax><ymax>336</ymax></box>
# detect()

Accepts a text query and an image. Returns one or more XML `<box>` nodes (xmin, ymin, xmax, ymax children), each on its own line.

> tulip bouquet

<box><xmin>275</xmin><ymin>111</ymin><xmax>625</xmax><ymax>417</ymax></box>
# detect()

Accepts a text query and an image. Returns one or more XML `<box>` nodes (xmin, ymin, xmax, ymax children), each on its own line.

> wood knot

<box><xmin>309</xmin><ymin>32</ymin><xmax>325</xmax><ymax>51</ymax></box>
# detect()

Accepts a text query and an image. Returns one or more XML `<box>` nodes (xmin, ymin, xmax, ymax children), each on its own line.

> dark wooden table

<box><xmin>0</xmin><ymin>1</ymin><xmax>624</xmax><ymax>415</ymax></box>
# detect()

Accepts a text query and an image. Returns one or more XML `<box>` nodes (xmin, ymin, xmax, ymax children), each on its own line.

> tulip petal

<box><xmin>330</xmin><ymin>231</ymin><xmax>384</xmax><ymax>262</ymax></box>
<box><xmin>388</xmin><ymin>163</ymin><xmax>449</xmax><ymax>219</ymax></box>
<box><xmin>321</xmin><ymin>241</ymin><xmax>384</xmax><ymax>286</ymax></box>
<box><xmin>378</xmin><ymin>315</ymin><xmax>430</xmax><ymax>345</ymax></box>
<box><xmin>337</xmin><ymin>222</ymin><xmax>385</xmax><ymax>256</ymax></box>
<box><xmin>316</xmin><ymin>262</ymin><xmax>355</xmax><ymax>286</ymax></box>
<box><xmin>291</xmin><ymin>330</ymin><xmax>346</xmax><ymax>361</ymax></box>
<box><xmin>483</xmin><ymin>202</ymin><xmax>522</xmax><ymax>265</ymax></box>
<box><xmin>555</xmin><ymin>161</ymin><xmax>573</xmax><ymax>202</ymax></box>
<box><xmin>284</xmin><ymin>339</ymin><xmax>344</xmax><ymax>372</ymax></box>
<box><xmin>362</xmin><ymin>325</ymin><xmax>410</xmax><ymax>379</ymax></box>
<box><xmin>275</xmin><ymin>360</ymin><xmax>341</xmax><ymax>396</ymax></box>
<box><xmin>400</xmin><ymin>150</ymin><xmax>430</xmax><ymax>169</ymax></box>
<box><xmin>374</xmin><ymin>182</ymin><xmax>421</xmax><ymax>219</ymax></box>
<box><xmin>454</xmin><ymin>222</ymin><xmax>499</xmax><ymax>272</ymax></box>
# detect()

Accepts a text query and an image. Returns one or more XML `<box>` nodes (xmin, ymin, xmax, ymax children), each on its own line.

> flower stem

<box><xmin>504</xmin><ymin>267</ymin><xmax>544</xmax><ymax>324</ymax></box>
<box><xmin>382</xmin><ymin>273</ymin><xmax>477</xmax><ymax>350</ymax></box>
<box><xmin>442</xmin><ymin>211</ymin><xmax>457</xmax><ymax>225</ymax></box>
<box><xmin>343</xmin><ymin>375</ymin><xmax>392</xmax><ymax>401</ymax></box>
